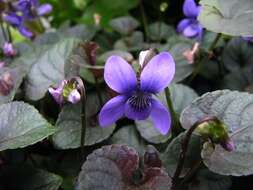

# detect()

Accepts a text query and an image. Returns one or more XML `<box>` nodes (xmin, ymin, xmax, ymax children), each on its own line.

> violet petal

<box><xmin>150</xmin><ymin>98</ymin><xmax>171</xmax><ymax>135</ymax></box>
<box><xmin>104</xmin><ymin>55</ymin><xmax>137</xmax><ymax>94</ymax></box>
<box><xmin>99</xmin><ymin>95</ymin><xmax>127</xmax><ymax>127</ymax></box>
<box><xmin>140</xmin><ymin>52</ymin><xmax>175</xmax><ymax>94</ymax></box>
<box><xmin>183</xmin><ymin>0</ymin><xmax>199</xmax><ymax>18</ymax></box>
<box><xmin>37</xmin><ymin>4</ymin><xmax>52</xmax><ymax>16</ymax></box>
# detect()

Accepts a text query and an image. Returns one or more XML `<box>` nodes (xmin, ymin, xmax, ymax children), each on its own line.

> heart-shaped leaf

<box><xmin>222</xmin><ymin>37</ymin><xmax>253</xmax><ymax>72</ymax></box>
<box><xmin>180</xmin><ymin>90</ymin><xmax>253</xmax><ymax>176</ymax></box>
<box><xmin>25</xmin><ymin>38</ymin><xmax>81</xmax><ymax>100</ymax></box>
<box><xmin>0</xmin><ymin>101</ymin><xmax>56</xmax><ymax>151</ymax></box>
<box><xmin>136</xmin><ymin>84</ymin><xmax>198</xmax><ymax>144</ymax></box>
<box><xmin>0</xmin><ymin>165</ymin><xmax>62</xmax><ymax>190</ymax></box>
<box><xmin>52</xmin><ymin>92</ymin><xmax>115</xmax><ymax>149</ymax></box>
<box><xmin>198</xmin><ymin>0</ymin><xmax>253</xmax><ymax>36</ymax></box>
<box><xmin>109</xmin><ymin>16</ymin><xmax>139</xmax><ymax>35</ymax></box>
<box><xmin>148</xmin><ymin>22</ymin><xmax>175</xmax><ymax>41</ymax></box>
<box><xmin>76</xmin><ymin>145</ymin><xmax>171</xmax><ymax>190</ymax></box>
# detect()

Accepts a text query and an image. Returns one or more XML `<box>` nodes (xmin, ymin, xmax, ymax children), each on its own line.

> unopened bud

<box><xmin>0</xmin><ymin>72</ymin><xmax>14</xmax><ymax>96</ymax></box>
<box><xmin>3</xmin><ymin>42</ymin><xmax>16</xmax><ymax>57</ymax></box>
<box><xmin>195</xmin><ymin>116</ymin><xmax>235</xmax><ymax>152</ymax></box>
<box><xmin>183</xmin><ymin>42</ymin><xmax>199</xmax><ymax>64</ymax></box>
<box><xmin>144</xmin><ymin>145</ymin><xmax>162</xmax><ymax>168</ymax></box>
<box><xmin>139</xmin><ymin>49</ymin><xmax>158</xmax><ymax>69</ymax></box>
<box><xmin>94</xmin><ymin>13</ymin><xmax>101</xmax><ymax>26</ymax></box>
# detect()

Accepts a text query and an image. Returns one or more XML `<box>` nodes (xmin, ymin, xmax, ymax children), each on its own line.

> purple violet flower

<box><xmin>3</xmin><ymin>42</ymin><xmax>16</xmax><ymax>57</ymax></box>
<box><xmin>3</xmin><ymin>13</ymin><xmax>33</xmax><ymax>38</ymax></box>
<box><xmin>14</xmin><ymin>0</ymin><xmax>52</xmax><ymax>20</ymax></box>
<box><xmin>48</xmin><ymin>79</ymin><xmax>81</xmax><ymax>105</ymax></box>
<box><xmin>99</xmin><ymin>51</ymin><xmax>175</xmax><ymax>135</ymax></box>
<box><xmin>177</xmin><ymin>0</ymin><xmax>203</xmax><ymax>40</ymax></box>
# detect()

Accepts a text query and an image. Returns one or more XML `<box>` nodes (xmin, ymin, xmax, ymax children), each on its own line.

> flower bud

<box><xmin>195</xmin><ymin>116</ymin><xmax>235</xmax><ymax>152</ymax></box>
<box><xmin>0</xmin><ymin>72</ymin><xmax>14</xmax><ymax>96</ymax></box>
<box><xmin>182</xmin><ymin>42</ymin><xmax>199</xmax><ymax>64</ymax></box>
<box><xmin>139</xmin><ymin>49</ymin><xmax>158</xmax><ymax>68</ymax></box>
<box><xmin>3</xmin><ymin>42</ymin><xmax>16</xmax><ymax>57</ymax></box>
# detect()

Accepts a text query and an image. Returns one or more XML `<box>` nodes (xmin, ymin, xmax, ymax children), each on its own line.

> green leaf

<box><xmin>198</xmin><ymin>0</ymin><xmax>253</xmax><ymax>36</ymax></box>
<box><xmin>180</xmin><ymin>90</ymin><xmax>253</xmax><ymax>176</ymax></box>
<box><xmin>52</xmin><ymin>92</ymin><xmax>115</xmax><ymax>149</ymax></box>
<box><xmin>136</xmin><ymin>84</ymin><xmax>198</xmax><ymax>144</ymax></box>
<box><xmin>109</xmin><ymin>16</ymin><xmax>139</xmax><ymax>35</ymax></box>
<box><xmin>148</xmin><ymin>22</ymin><xmax>175</xmax><ymax>41</ymax></box>
<box><xmin>76</xmin><ymin>145</ymin><xmax>171</xmax><ymax>190</ymax></box>
<box><xmin>25</xmin><ymin>38</ymin><xmax>81</xmax><ymax>100</ymax></box>
<box><xmin>62</xmin><ymin>24</ymin><xmax>98</xmax><ymax>41</ymax></box>
<box><xmin>0</xmin><ymin>101</ymin><xmax>56</xmax><ymax>151</ymax></box>
<box><xmin>113</xmin><ymin>31</ymin><xmax>144</xmax><ymax>51</ymax></box>
<box><xmin>0</xmin><ymin>165</ymin><xmax>62</xmax><ymax>190</ymax></box>
<box><xmin>162</xmin><ymin>132</ymin><xmax>203</xmax><ymax>176</ymax></box>
<box><xmin>222</xmin><ymin>37</ymin><xmax>253</xmax><ymax>72</ymax></box>
<box><xmin>110</xmin><ymin>125</ymin><xmax>147</xmax><ymax>154</ymax></box>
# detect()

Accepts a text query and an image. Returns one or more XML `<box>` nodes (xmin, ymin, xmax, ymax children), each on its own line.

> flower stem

<box><xmin>0</xmin><ymin>22</ymin><xmax>8</xmax><ymax>42</ymax></box>
<box><xmin>171</xmin><ymin>122</ymin><xmax>200</xmax><ymax>190</ymax></box>
<box><xmin>190</xmin><ymin>33</ymin><xmax>222</xmax><ymax>81</ymax></box>
<box><xmin>139</xmin><ymin>0</ymin><xmax>149</xmax><ymax>41</ymax></box>
<box><xmin>6</xmin><ymin>25</ymin><xmax>12</xmax><ymax>43</ymax></box>
<box><xmin>165</xmin><ymin>87</ymin><xmax>181</xmax><ymax>136</ymax></box>
<box><xmin>74</xmin><ymin>77</ymin><xmax>86</xmax><ymax>160</ymax></box>
<box><xmin>95</xmin><ymin>78</ymin><xmax>103</xmax><ymax>108</ymax></box>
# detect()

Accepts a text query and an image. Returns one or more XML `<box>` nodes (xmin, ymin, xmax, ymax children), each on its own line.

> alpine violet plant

<box><xmin>99</xmin><ymin>51</ymin><xmax>175</xmax><ymax>135</ymax></box>
<box><xmin>177</xmin><ymin>0</ymin><xmax>203</xmax><ymax>40</ymax></box>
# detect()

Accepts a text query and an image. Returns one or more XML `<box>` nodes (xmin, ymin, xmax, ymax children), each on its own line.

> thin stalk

<box><xmin>74</xmin><ymin>77</ymin><xmax>86</xmax><ymax>160</ymax></box>
<box><xmin>165</xmin><ymin>87</ymin><xmax>181</xmax><ymax>135</ymax></box>
<box><xmin>190</xmin><ymin>33</ymin><xmax>222</xmax><ymax>81</ymax></box>
<box><xmin>171</xmin><ymin>122</ymin><xmax>199</xmax><ymax>190</ymax></box>
<box><xmin>171</xmin><ymin>117</ymin><xmax>215</xmax><ymax>190</ymax></box>
<box><xmin>95</xmin><ymin>78</ymin><xmax>103</xmax><ymax>108</ymax></box>
<box><xmin>139</xmin><ymin>0</ymin><xmax>149</xmax><ymax>41</ymax></box>
<box><xmin>6</xmin><ymin>25</ymin><xmax>12</xmax><ymax>43</ymax></box>
<box><xmin>0</xmin><ymin>22</ymin><xmax>8</xmax><ymax>42</ymax></box>
<box><xmin>177</xmin><ymin>160</ymin><xmax>203</xmax><ymax>189</ymax></box>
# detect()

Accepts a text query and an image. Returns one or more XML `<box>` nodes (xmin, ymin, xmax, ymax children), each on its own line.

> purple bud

<box><xmin>3</xmin><ymin>42</ymin><xmax>16</xmax><ymax>57</ymax></box>
<box><xmin>221</xmin><ymin>139</ymin><xmax>236</xmax><ymax>152</ymax></box>
<box><xmin>0</xmin><ymin>72</ymin><xmax>14</xmax><ymax>96</ymax></box>
<box><xmin>67</xmin><ymin>89</ymin><xmax>81</xmax><ymax>104</ymax></box>
<box><xmin>37</xmin><ymin>4</ymin><xmax>52</xmax><ymax>16</ymax></box>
